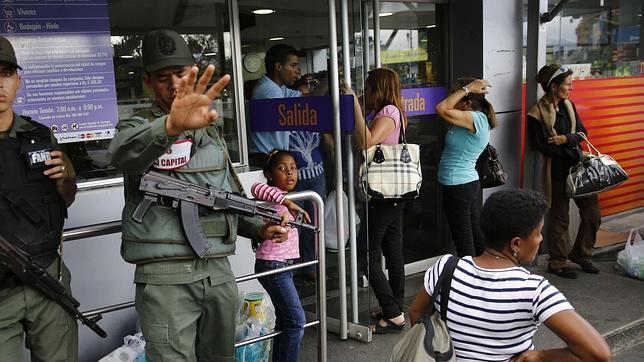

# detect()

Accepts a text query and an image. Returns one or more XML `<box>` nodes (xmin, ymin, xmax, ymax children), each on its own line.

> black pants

<box><xmin>358</xmin><ymin>199</ymin><xmax>406</xmax><ymax>319</ymax></box>
<box><xmin>442</xmin><ymin>180</ymin><xmax>485</xmax><ymax>257</ymax></box>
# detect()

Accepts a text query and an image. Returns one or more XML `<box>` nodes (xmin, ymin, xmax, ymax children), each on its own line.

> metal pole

<box><xmin>372</xmin><ymin>0</ymin><xmax>387</xmax><ymax>281</ymax></box>
<box><xmin>235</xmin><ymin>321</ymin><xmax>320</xmax><ymax>348</ymax></box>
<box><xmin>361</xmin><ymin>0</ymin><xmax>370</xmax><ymax>77</ymax></box>
<box><xmin>63</xmin><ymin>221</ymin><xmax>121</xmax><ymax>242</ymax></box>
<box><xmin>306</xmin><ymin>192</ymin><xmax>327</xmax><ymax>361</ymax></box>
<box><xmin>373</xmin><ymin>0</ymin><xmax>381</xmax><ymax>68</ymax></box>
<box><xmin>328</xmin><ymin>0</ymin><xmax>348</xmax><ymax>340</ymax></box>
<box><xmin>227</xmin><ymin>0</ymin><xmax>249</xmax><ymax>165</ymax></box>
<box><xmin>525</xmin><ymin>0</ymin><xmax>548</xmax><ymax>190</ymax></box>
<box><xmin>526</xmin><ymin>0</ymin><xmax>548</xmax><ymax>110</ymax></box>
<box><xmin>340</xmin><ymin>0</ymin><xmax>359</xmax><ymax>325</ymax></box>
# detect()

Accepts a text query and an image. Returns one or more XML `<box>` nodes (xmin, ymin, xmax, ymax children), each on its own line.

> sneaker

<box><xmin>569</xmin><ymin>258</ymin><xmax>600</xmax><ymax>274</ymax></box>
<box><xmin>547</xmin><ymin>266</ymin><xmax>578</xmax><ymax>279</ymax></box>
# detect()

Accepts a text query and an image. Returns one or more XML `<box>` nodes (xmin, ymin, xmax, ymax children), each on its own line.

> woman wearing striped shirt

<box><xmin>409</xmin><ymin>189</ymin><xmax>610</xmax><ymax>362</ymax></box>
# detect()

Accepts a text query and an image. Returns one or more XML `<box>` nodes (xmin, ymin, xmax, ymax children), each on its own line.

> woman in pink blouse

<box><xmin>251</xmin><ymin>149</ymin><xmax>310</xmax><ymax>362</ymax></box>
<box><xmin>344</xmin><ymin>68</ymin><xmax>409</xmax><ymax>333</ymax></box>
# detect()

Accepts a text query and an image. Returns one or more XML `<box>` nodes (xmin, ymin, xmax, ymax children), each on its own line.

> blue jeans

<box><xmin>294</xmin><ymin>174</ymin><xmax>326</xmax><ymax>273</ymax></box>
<box><xmin>442</xmin><ymin>180</ymin><xmax>485</xmax><ymax>257</ymax></box>
<box><xmin>255</xmin><ymin>260</ymin><xmax>305</xmax><ymax>362</ymax></box>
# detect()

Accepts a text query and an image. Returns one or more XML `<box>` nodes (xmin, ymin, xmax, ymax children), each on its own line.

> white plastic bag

<box><xmin>324</xmin><ymin>190</ymin><xmax>360</xmax><ymax>251</ymax></box>
<box><xmin>616</xmin><ymin>228</ymin><xmax>644</xmax><ymax>280</ymax></box>
<box><xmin>98</xmin><ymin>332</ymin><xmax>146</xmax><ymax>362</ymax></box>
<box><xmin>235</xmin><ymin>291</ymin><xmax>276</xmax><ymax>362</ymax></box>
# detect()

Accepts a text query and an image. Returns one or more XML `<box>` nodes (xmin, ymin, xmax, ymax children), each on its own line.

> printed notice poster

<box><xmin>1</xmin><ymin>0</ymin><xmax>117</xmax><ymax>143</ymax></box>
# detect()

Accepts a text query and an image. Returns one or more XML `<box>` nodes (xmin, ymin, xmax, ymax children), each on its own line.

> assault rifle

<box><xmin>133</xmin><ymin>171</ymin><xmax>317</xmax><ymax>258</ymax></box>
<box><xmin>0</xmin><ymin>234</ymin><xmax>107</xmax><ymax>338</ymax></box>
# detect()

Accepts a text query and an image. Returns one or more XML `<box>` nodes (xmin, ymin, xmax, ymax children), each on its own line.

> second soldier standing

<box><xmin>108</xmin><ymin>29</ymin><xmax>288</xmax><ymax>361</ymax></box>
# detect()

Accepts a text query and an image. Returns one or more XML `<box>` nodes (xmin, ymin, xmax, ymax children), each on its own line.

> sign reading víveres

<box><xmin>2</xmin><ymin>0</ymin><xmax>117</xmax><ymax>143</ymax></box>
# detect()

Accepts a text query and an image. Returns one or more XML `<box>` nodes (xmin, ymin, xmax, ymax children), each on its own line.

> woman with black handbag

<box><xmin>344</xmin><ymin>68</ymin><xmax>409</xmax><ymax>333</ymax></box>
<box><xmin>436</xmin><ymin>77</ymin><xmax>497</xmax><ymax>257</ymax></box>
<box><xmin>528</xmin><ymin>64</ymin><xmax>601</xmax><ymax>279</ymax></box>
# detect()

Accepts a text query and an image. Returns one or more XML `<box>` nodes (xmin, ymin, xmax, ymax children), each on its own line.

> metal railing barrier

<box><xmin>69</xmin><ymin>191</ymin><xmax>327</xmax><ymax>361</ymax></box>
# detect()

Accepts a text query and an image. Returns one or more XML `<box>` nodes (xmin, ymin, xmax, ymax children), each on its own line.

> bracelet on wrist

<box><xmin>462</xmin><ymin>86</ymin><xmax>470</xmax><ymax>96</ymax></box>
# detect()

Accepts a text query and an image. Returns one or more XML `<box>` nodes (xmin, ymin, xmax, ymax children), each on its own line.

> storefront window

<box><xmin>544</xmin><ymin>0</ymin><xmax>642</xmax><ymax>78</ymax></box>
<box><xmin>378</xmin><ymin>2</ymin><xmax>443</xmax><ymax>86</ymax></box>
<box><xmin>62</xmin><ymin>0</ymin><xmax>239</xmax><ymax>183</ymax></box>
<box><xmin>377</xmin><ymin>2</ymin><xmax>448</xmax><ymax>266</ymax></box>
<box><xmin>523</xmin><ymin>0</ymin><xmax>644</xmax><ymax>216</ymax></box>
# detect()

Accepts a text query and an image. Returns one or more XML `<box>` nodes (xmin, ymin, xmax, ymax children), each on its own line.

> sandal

<box><xmin>371</xmin><ymin>305</ymin><xmax>405</xmax><ymax>320</ymax></box>
<box><xmin>370</xmin><ymin>307</ymin><xmax>383</xmax><ymax>320</ymax></box>
<box><xmin>371</xmin><ymin>318</ymin><xmax>405</xmax><ymax>334</ymax></box>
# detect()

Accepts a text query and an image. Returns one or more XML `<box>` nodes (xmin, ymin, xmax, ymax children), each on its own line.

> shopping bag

<box><xmin>391</xmin><ymin>256</ymin><xmax>459</xmax><ymax>362</ymax></box>
<box><xmin>359</xmin><ymin>107</ymin><xmax>422</xmax><ymax>200</ymax></box>
<box><xmin>476</xmin><ymin>143</ymin><xmax>508</xmax><ymax>188</ymax></box>
<box><xmin>360</xmin><ymin>142</ymin><xmax>422</xmax><ymax>199</ymax></box>
<box><xmin>324</xmin><ymin>189</ymin><xmax>360</xmax><ymax>251</ymax></box>
<box><xmin>235</xmin><ymin>291</ymin><xmax>276</xmax><ymax>362</ymax></box>
<box><xmin>98</xmin><ymin>333</ymin><xmax>146</xmax><ymax>362</ymax></box>
<box><xmin>616</xmin><ymin>229</ymin><xmax>644</xmax><ymax>280</ymax></box>
<box><xmin>390</xmin><ymin>313</ymin><xmax>455</xmax><ymax>362</ymax></box>
<box><xmin>566</xmin><ymin>133</ymin><xmax>628</xmax><ymax>198</ymax></box>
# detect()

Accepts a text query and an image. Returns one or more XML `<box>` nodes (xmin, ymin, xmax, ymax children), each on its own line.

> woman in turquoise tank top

<box><xmin>436</xmin><ymin>78</ymin><xmax>497</xmax><ymax>257</ymax></box>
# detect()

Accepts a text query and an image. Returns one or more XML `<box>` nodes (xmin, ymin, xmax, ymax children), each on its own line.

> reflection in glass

<box><xmin>65</xmin><ymin>0</ymin><xmax>239</xmax><ymax>182</ymax></box>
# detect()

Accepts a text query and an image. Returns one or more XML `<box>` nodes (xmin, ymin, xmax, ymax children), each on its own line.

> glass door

<box><xmin>235</xmin><ymin>0</ymin><xmax>375</xmax><ymax>340</ymax></box>
<box><xmin>375</xmin><ymin>2</ymin><xmax>450</xmax><ymax>271</ymax></box>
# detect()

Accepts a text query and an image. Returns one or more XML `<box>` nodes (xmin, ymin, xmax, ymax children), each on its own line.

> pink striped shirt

<box><xmin>251</xmin><ymin>182</ymin><xmax>300</xmax><ymax>260</ymax></box>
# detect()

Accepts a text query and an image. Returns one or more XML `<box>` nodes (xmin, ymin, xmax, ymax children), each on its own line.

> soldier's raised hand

<box><xmin>165</xmin><ymin>65</ymin><xmax>230</xmax><ymax>136</ymax></box>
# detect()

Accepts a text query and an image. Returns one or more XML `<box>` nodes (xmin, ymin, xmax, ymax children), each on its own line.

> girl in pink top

<box><xmin>251</xmin><ymin>149</ymin><xmax>310</xmax><ymax>362</ymax></box>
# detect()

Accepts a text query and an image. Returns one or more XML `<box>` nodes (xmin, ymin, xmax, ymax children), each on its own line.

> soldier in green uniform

<box><xmin>108</xmin><ymin>29</ymin><xmax>288</xmax><ymax>361</ymax></box>
<box><xmin>0</xmin><ymin>35</ymin><xmax>78</xmax><ymax>361</ymax></box>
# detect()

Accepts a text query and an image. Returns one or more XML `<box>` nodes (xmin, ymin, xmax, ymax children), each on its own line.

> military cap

<box><xmin>142</xmin><ymin>29</ymin><xmax>194</xmax><ymax>73</ymax></box>
<box><xmin>0</xmin><ymin>35</ymin><xmax>21</xmax><ymax>70</ymax></box>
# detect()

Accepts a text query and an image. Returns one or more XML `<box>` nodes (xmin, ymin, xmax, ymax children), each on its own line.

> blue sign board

<box><xmin>616</xmin><ymin>25</ymin><xmax>640</xmax><ymax>44</ymax></box>
<box><xmin>248</xmin><ymin>87</ymin><xmax>444</xmax><ymax>134</ymax></box>
<box><xmin>401</xmin><ymin>87</ymin><xmax>445</xmax><ymax>116</ymax></box>
<box><xmin>249</xmin><ymin>95</ymin><xmax>355</xmax><ymax>132</ymax></box>
<box><xmin>2</xmin><ymin>0</ymin><xmax>118</xmax><ymax>143</ymax></box>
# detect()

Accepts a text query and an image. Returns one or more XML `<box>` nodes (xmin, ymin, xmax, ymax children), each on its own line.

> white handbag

<box><xmin>391</xmin><ymin>256</ymin><xmax>458</xmax><ymax>362</ymax></box>
<box><xmin>359</xmin><ymin>109</ymin><xmax>422</xmax><ymax>200</ymax></box>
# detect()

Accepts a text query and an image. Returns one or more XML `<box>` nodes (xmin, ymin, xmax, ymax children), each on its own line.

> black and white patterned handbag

<box><xmin>359</xmin><ymin>108</ymin><xmax>422</xmax><ymax>200</ymax></box>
